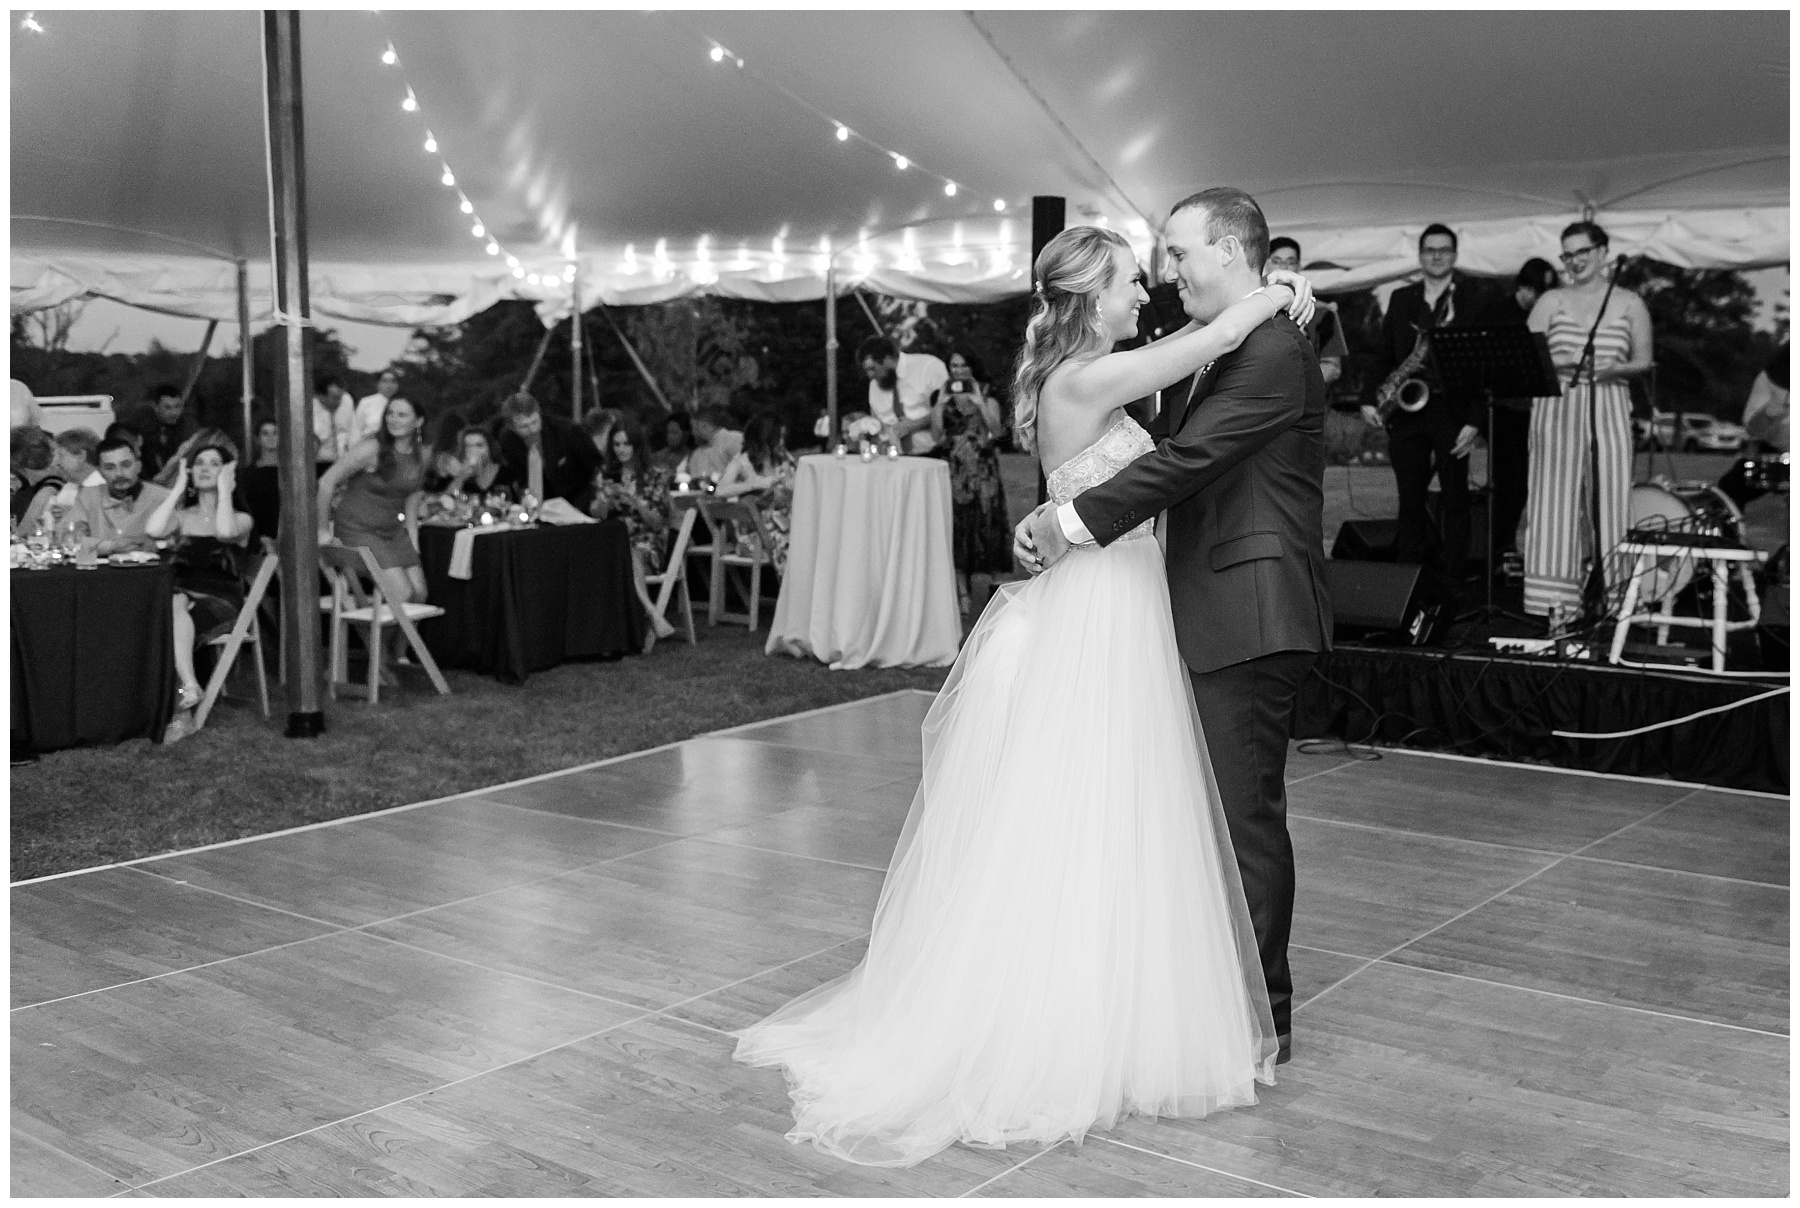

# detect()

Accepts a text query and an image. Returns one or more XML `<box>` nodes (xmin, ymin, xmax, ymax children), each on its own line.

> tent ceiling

<box><xmin>11</xmin><ymin>9</ymin><xmax>1789</xmax><ymax>322</ymax></box>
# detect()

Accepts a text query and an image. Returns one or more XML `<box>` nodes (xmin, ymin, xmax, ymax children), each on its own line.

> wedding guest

<box><xmin>48</xmin><ymin>427</ymin><xmax>105</xmax><ymax>514</ymax></box>
<box><xmin>493</xmin><ymin>389</ymin><xmax>601</xmax><ymax>508</ymax></box>
<box><xmin>589</xmin><ymin>414</ymin><xmax>676</xmax><ymax>642</ymax></box>
<box><xmin>683</xmin><ymin>405</ymin><xmax>744</xmax><ymax>481</ymax></box>
<box><xmin>348</xmin><ymin>369</ymin><xmax>403</xmax><ymax>450</ymax></box>
<box><xmin>420</xmin><ymin>411</ymin><xmax>468</xmax><ymax>494</ymax></box>
<box><xmin>145</xmin><ymin>432</ymin><xmax>254</xmax><ymax>713</ymax></box>
<box><xmin>1266</xmin><ymin>237</ymin><xmax>1348</xmax><ymax>387</ymax></box>
<box><xmin>69</xmin><ymin>437</ymin><xmax>171</xmax><ymax>555</ymax></box>
<box><xmin>242</xmin><ymin>416</ymin><xmax>283</xmax><ymax>542</ymax></box>
<box><xmin>1743</xmin><ymin>341</ymin><xmax>1789</xmax><ymax>453</ymax></box>
<box><xmin>10</xmin><ymin>425</ymin><xmax>63</xmax><ymax>534</ymax></box>
<box><xmin>859</xmin><ymin>335</ymin><xmax>948</xmax><ymax>453</ymax></box>
<box><xmin>318</xmin><ymin>395</ymin><xmax>429</xmax><ymax>608</ymax></box>
<box><xmin>715</xmin><ymin>410</ymin><xmax>796</xmax><ymax>575</ymax></box>
<box><xmin>1523</xmin><ymin>221</ymin><xmax>1653</xmax><ymax>629</ymax></box>
<box><xmin>930</xmin><ymin>350</ymin><xmax>1012</xmax><ymax>612</ymax></box>
<box><xmin>441</xmin><ymin>427</ymin><xmax>515</xmax><ymax>500</ymax></box>
<box><xmin>655</xmin><ymin>411</ymin><xmax>694</xmax><ymax>472</ymax></box>
<box><xmin>121</xmin><ymin>383</ymin><xmax>195</xmax><ymax>478</ymax></box>
<box><xmin>580</xmin><ymin>408</ymin><xmax>623</xmax><ymax>460</ymax></box>
<box><xmin>103</xmin><ymin>421</ymin><xmax>142</xmax><ymax>457</ymax></box>
<box><xmin>312</xmin><ymin>374</ymin><xmax>354</xmax><ymax>473</ymax></box>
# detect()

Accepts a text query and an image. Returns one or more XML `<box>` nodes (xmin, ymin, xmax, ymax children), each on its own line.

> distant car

<box><xmin>1678</xmin><ymin>414</ymin><xmax>1747</xmax><ymax>452</ymax></box>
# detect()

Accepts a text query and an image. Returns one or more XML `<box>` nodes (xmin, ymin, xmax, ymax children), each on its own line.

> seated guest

<box><xmin>145</xmin><ymin>432</ymin><xmax>254</xmax><ymax>713</ymax></box>
<box><xmin>50</xmin><ymin>428</ymin><xmax>105</xmax><ymax>506</ymax></box>
<box><xmin>682</xmin><ymin>405</ymin><xmax>744</xmax><ymax>482</ymax></box>
<box><xmin>318</xmin><ymin>395</ymin><xmax>429</xmax><ymax>609</ymax></box>
<box><xmin>654</xmin><ymin>411</ymin><xmax>694</xmax><ymax>472</ymax></box>
<box><xmin>70</xmin><ymin>437</ymin><xmax>172</xmax><ymax>555</ymax></box>
<box><xmin>440</xmin><ymin>426</ymin><xmax>516</xmax><ymax>501</ymax></box>
<box><xmin>242</xmin><ymin>416</ymin><xmax>283</xmax><ymax>542</ymax></box>
<box><xmin>589</xmin><ymin>415</ymin><xmax>676</xmax><ymax>643</ymax></box>
<box><xmin>103</xmin><ymin>421</ymin><xmax>143</xmax><ymax>457</ymax></box>
<box><xmin>122</xmin><ymin>382</ymin><xmax>195</xmax><ymax>479</ymax></box>
<box><xmin>493</xmin><ymin>389</ymin><xmax>601</xmax><ymax>509</ymax></box>
<box><xmin>1266</xmin><ymin>237</ymin><xmax>1348</xmax><ymax>387</ymax></box>
<box><xmin>715</xmin><ymin>410</ymin><xmax>796</xmax><ymax>575</ymax></box>
<box><xmin>420</xmin><ymin>411</ymin><xmax>469</xmax><ymax>494</ymax></box>
<box><xmin>11</xmin><ymin>425</ymin><xmax>64</xmax><ymax>535</ymax></box>
<box><xmin>580</xmin><ymin>408</ymin><xmax>624</xmax><ymax>460</ymax></box>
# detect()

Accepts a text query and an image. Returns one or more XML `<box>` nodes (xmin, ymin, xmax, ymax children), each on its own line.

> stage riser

<box><xmin>1296</xmin><ymin>647</ymin><xmax>1788</xmax><ymax>794</ymax></box>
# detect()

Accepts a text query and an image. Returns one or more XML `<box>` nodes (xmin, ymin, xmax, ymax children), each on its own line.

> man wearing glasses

<box><xmin>1364</xmin><ymin>224</ymin><xmax>1487</xmax><ymax>599</ymax></box>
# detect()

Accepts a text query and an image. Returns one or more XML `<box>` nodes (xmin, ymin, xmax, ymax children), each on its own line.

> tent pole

<box><xmin>825</xmin><ymin>262</ymin><xmax>837</xmax><ymax>444</ymax></box>
<box><xmin>570</xmin><ymin>274</ymin><xmax>583</xmax><ymax>421</ymax></box>
<box><xmin>177</xmin><ymin>320</ymin><xmax>218</xmax><ymax>411</ymax></box>
<box><xmin>237</xmin><ymin>258</ymin><xmax>253</xmax><ymax>447</ymax></box>
<box><xmin>262</xmin><ymin>9</ymin><xmax>324</xmax><ymax>739</ymax></box>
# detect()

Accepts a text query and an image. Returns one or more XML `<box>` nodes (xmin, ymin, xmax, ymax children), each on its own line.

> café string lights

<box><xmin>375</xmin><ymin>27</ymin><xmax>577</xmax><ymax>290</ymax></box>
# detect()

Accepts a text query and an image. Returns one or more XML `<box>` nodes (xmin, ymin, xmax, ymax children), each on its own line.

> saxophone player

<box><xmin>1363</xmin><ymin>224</ymin><xmax>1486</xmax><ymax>594</ymax></box>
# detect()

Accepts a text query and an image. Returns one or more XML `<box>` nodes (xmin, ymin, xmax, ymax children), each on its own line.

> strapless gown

<box><xmin>732</xmin><ymin>415</ymin><xmax>1278</xmax><ymax>1167</ymax></box>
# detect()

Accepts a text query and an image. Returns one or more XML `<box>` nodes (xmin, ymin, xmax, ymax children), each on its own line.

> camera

<box><xmin>949</xmin><ymin>380</ymin><xmax>968</xmax><ymax>394</ymax></box>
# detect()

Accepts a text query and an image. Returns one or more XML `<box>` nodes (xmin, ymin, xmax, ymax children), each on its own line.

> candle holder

<box><xmin>833</xmin><ymin>443</ymin><xmax>847</xmax><ymax>459</ymax></box>
<box><xmin>859</xmin><ymin>439</ymin><xmax>875</xmax><ymax>462</ymax></box>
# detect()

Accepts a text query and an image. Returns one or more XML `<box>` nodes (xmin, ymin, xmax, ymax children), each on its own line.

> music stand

<box><xmin>1429</xmin><ymin>326</ymin><xmax>1562</xmax><ymax>623</ymax></box>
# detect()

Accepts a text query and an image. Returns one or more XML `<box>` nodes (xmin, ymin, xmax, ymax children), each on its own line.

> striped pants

<box><xmin>1522</xmin><ymin>384</ymin><xmax>1633</xmax><ymax>617</ymax></box>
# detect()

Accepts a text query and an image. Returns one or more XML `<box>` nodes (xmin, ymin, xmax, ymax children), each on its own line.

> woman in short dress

<box><xmin>317</xmin><ymin>394</ymin><xmax>429</xmax><ymax>607</ymax></box>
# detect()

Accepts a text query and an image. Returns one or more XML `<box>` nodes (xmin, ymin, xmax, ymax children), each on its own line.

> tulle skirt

<box><xmin>732</xmin><ymin>533</ymin><xmax>1278</xmax><ymax>1167</ymax></box>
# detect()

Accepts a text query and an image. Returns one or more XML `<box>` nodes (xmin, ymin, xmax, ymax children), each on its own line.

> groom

<box><xmin>1015</xmin><ymin>187</ymin><xmax>1331</xmax><ymax>1062</ymax></box>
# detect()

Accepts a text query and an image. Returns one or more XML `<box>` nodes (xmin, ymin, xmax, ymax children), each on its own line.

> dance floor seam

<box><xmin>13</xmin><ymin>692</ymin><xmax>1786</xmax><ymax>1197</ymax></box>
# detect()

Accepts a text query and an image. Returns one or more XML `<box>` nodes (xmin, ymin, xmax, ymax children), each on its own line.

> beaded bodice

<box><xmin>1044</xmin><ymin>416</ymin><xmax>1156</xmax><ymax>543</ymax></box>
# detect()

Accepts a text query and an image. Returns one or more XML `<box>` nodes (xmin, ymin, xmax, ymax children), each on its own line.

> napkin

<box><xmin>535</xmin><ymin>498</ymin><xmax>596</xmax><ymax>526</ymax></box>
<box><xmin>448</xmin><ymin>523</ymin><xmax>513</xmax><ymax>579</ymax></box>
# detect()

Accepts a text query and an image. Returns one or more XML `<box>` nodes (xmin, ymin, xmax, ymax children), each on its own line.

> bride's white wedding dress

<box><xmin>733</xmin><ymin>415</ymin><xmax>1278</xmax><ymax>1167</ymax></box>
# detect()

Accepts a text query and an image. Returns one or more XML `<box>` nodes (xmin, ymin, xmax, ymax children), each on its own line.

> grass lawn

<box><xmin>11</xmin><ymin>628</ymin><xmax>950</xmax><ymax>883</ymax></box>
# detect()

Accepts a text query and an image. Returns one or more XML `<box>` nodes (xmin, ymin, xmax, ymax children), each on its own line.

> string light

<box><xmin>471</xmin><ymin>221</ymin><xmax>484</xmax><ymax>238</ymax></box>
<box><xmin>401</xmin><ymin>89</ymin><xmax>418</xmax><ymax>113</ymax></box>
<box><xmin>835</xmin><ymin>124</ymin><xmax>850</xmax><ymax>142</ymax></box>
<box><xmin>994</xmin><ymin>199</ymin><xmax>1007</xmax><ymax>212</ymax></box>
<box><xmin>944</xmin><ymin>182</ymin><xmax>957</xmax><ymax>197</ymax></box>
<box><xmin>423</xmin><ymin>133</ymin><xmax>437</xmax><ymax>153</ymax></box>
<box><xmin>893</xmin><ymin>154</ymin><xmax>909</xmax><ymax>171</ymax></box>
<box><xmin>486</xmin><ymin>241</ymin><xmax>500</xmax><ymax>256</ymax></box>
<box><xmin>709</xmin><ymin>44</ymin><xmax>725</xmax><ymax>62</ymax></box>
<box><xmin>459</xmin><ymin>197</ymin><xmax>473</xmax><ymax>215</ymax></box>
<box><xmin>381</xmin><ymin>43</ymin><xmax>397</xmax><ymax>66</ymax></box>
<box><xmin>439</xmin><ymin>168</ymin><xmax>455</xmax><ymax>187</ymax></box>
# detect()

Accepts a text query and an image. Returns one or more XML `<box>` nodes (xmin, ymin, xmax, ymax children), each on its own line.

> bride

<box><xmin>733</xmin><ymin>226</ymin><xmax>1313</xmax><ymax>1167</ymax></box>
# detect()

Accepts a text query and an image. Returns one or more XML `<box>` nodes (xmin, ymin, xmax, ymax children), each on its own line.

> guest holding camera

<box><xmin>145</xmin><ymin>432</ymin><xmax>254</xmax><ymax>712</ymax></box>
<box><xmin>931</xmin><ymin>350</ymin><xmax>1011</xmax><ymax>612</ymax></box>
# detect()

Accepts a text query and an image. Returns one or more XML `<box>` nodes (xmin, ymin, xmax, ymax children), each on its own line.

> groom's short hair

<box><xmin>1170</xmin><ymin>188</ymin><xmax>1270</xmax><ymax>272</ymax></box>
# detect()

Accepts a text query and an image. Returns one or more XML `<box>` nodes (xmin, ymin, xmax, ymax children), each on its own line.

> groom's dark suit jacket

<box><xmin>1070</xmin><ymin>315</ymin><xmax>1332</xmax><ymax>674</ymax></box>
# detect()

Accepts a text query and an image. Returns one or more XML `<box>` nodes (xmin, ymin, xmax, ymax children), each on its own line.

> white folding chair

<box><xmin>193</xmin><ymin>547</ymin><xmax>278</xmax><ymax>729</ymax></box>
<box><xmin>317</xmin><ymin>543</ymin><xmax>451</xmax><ymax>704</ymax></box>
<box><xmin>642</xmin><ymin>502</ymin><xmax>700</xmax><ymax>650</ymax></box>
<box><xmin>699</xmin><ymin>498</ymin><xmax>777</xmax><ymax>631</ymax></box>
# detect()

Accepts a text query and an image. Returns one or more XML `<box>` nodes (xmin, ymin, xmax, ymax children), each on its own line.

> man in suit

<box><xmin>491</xmin><ymin>390</ymin><xmax>601</xmax><ymax>511</ymax></box>
<box><xmin>1363</xmin><ymin>224</ymin><xmax>1487</xmax><ymax>592</ymax></box>
<box><xmin>1017</xmin><ymin>187</ymin><xmax>1331</xmax><ymax>1063</ymax></box>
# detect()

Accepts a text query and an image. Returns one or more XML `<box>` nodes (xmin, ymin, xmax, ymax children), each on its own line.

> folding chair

<box><xmin>192</xmin><ymin>546</ymin><xmax>278</xmax><ymax>729</ymax></box>
<box><xmin>317</xmin><ymin>543</ymin><xmax>451</xmax><ymax>704</ymax></box>
<box><xmin>699</xmin><ymin>498</ymin><xmax>777</xmax><ymax>631</ymax></box>
<box><xmin>642</xmin><ymin>501</ymin><xmax>700</xmax><ymax>650</ymax></box>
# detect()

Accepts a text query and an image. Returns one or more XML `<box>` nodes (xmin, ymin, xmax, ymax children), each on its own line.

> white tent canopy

<box><xmin>11</xmin><ymin>9</ymin><xmax>1789</xmax><ymax>326</ymax></box>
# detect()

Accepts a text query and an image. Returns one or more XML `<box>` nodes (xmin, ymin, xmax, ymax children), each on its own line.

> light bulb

<box><xmin>512</xmin><ymin>266</ymin><xmax>525</xmax><ymax>279</ymax></box>
<box><xmin>440</xmin><ymin>169</ymin><xmax>455</xmax><ymax>187</ymax></box>
<box><xmin>424</xmin><ymin>134</ymin><xmax>437</xmax><ymax>153</ymax></box>
<box><xmin>506</xmin><ymin>254</ymin><xmax>519</xmax><ymax>268</ymax></box>
<box><xmin>459</xmin><ymin>198</ymin><xmax>473</xmax><ymax>214</ymax></box>
<box><xmin>527</xmin><ymin>273</ymin><xmax>541</xmax><ymax>286</ymax></box>
<box><xmin>486</xmin><ymin>241</ymin><xmax>499</xmax><ymax>256</ymax></box>
<box><xmin>471</xmin><ymin>222</ymin><xmax>484</xmax><ymax>237</ymax></box>
<box><xmin>944</xmin><ymin>182</ymin><xmax>957</xmax><ymax>197</ymax></box>
<box><xmin>709</xmin><ymin>45</ymin><xmax>724</xmax><ymax>62</ymax></box>
<box><xmin>894</xmin><ymin>155</ymin><xmax>909</xmax><ymax>170</ymax></box>
<box><xmin>564</xmin><ymin>265</ymin><xmax>577</xmax><ymax>281</ymax></box>
<box><xmin>835</xmin><ymin>125</ymin><xmax>849</xmax><ymax>142</ymax></box>
<box><xmin>402</xmin><ymin>94</ymin><xmax>417</xmax><ymax>113</ymax></box>
<box><xmin>381</xmin><ymin>46</ymin><xmax>396</xmax><ymax>66</ymax></box>
<box><xmin>993</xmin><ymin>199</ymin><xmax>1006</xmax><ymax>212</ymax></box>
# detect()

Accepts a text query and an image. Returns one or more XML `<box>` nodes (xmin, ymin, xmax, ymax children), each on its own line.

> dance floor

<box><xmin>12</xmin><ymin>690</ymin><xmax>1788</xmax><ymax>1196</ymax></box>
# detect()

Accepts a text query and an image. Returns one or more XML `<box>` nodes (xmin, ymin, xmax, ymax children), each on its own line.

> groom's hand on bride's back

<box><xmin>1014</xmin><ymin>503</ymin><xmax>1070</xmax><ymax>576</ymax></box>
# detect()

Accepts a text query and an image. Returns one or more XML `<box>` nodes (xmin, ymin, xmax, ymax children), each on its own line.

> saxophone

<box><xmin>1375</xmin><ymin>328</ymin><xmax>1432</xmax><ymax>423</ymax></box>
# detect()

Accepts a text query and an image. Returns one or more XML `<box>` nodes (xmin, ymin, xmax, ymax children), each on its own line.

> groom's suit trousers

<box><xmin>1189</xmin><ymin>647</ymin><xmax>1316</xmax><ymax>1039</ymax></box>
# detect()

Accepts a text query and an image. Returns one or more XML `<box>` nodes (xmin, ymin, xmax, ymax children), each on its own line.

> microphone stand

<box><xmin>1574</xmin><ymin>256</ymin><xmax>1627</xmax><ymax>630</ymax></box>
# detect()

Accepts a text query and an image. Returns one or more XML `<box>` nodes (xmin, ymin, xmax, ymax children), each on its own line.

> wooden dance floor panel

<box><xmin>12</xmin><ymin>690</ymin><xmax>1788</xmax><ymax>1196</ymax></box>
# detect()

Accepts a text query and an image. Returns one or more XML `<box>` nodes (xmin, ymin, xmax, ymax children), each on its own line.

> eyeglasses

<box><xmin>1560</xmin><ymin>245</ymin><xmax>1601</xmax><ymax>264</ymax></box>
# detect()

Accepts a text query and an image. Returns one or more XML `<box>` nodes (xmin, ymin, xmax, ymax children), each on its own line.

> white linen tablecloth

<box><xmin>765</xmin><ymin>454</ymin><xmax>961</xmax><ymax>669</ymax></box>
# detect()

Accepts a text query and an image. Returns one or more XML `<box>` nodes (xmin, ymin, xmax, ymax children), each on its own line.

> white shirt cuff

<box><xmin>1056</xmin><ymin>501</ymin><xmax>1095</xmax><ymax>545</ymax></box>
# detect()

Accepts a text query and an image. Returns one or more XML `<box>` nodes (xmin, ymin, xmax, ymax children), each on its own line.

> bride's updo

<box><xmin>1011</xmin><ymin>225</ymin><xmax>1134</xmax><ymax>457</ymax></box>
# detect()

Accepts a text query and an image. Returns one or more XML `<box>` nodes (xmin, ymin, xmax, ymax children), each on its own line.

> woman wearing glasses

<box><xmin>1522</xmin><ymin>221</ymin><xmax>1654</xmax><ymax>631</ymax></box>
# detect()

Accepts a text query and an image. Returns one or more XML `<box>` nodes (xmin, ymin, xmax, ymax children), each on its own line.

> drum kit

<box><xmin>1625</xmin><ymin>451</ymin><xmax>1788</xmax><ymax>605</ymax></box>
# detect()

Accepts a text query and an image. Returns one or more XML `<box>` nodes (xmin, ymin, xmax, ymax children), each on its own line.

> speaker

<box><xmin>1331</xmin><ymin>519</ymin><xmax>1398</xmax><ymax>562</ymax></box>
<box><xmin>1325</xmin><ymin>560</ymin><xmax>1443</xmax><ymax>645</ymax></box>
<box><xmin>1030</xmin><ymin>196</ymin><xmax>1066</xmax><ymax>278</ymax></box>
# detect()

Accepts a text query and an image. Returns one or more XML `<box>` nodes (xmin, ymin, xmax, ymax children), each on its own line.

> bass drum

<box><xmin>1626</xmin><ymin>481</ymin><xmax>1745</xmax><ymax>603</ymax></box>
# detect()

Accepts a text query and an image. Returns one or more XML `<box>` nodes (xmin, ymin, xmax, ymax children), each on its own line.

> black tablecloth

<box><xmin>12</xmin><ymin>562</ymin><xmax>177</xmax><ymax>752</ymax></box>
<box><xmin>418</xmin><ymin>521</ymin><xmax>644</xmax><ymax>684</ymax></box>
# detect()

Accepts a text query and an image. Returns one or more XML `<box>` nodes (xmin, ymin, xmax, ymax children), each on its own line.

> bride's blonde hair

<box><xmin>1011</xmin><ymin>226</ymin><xmax>1135</xmax><ymax>457</ymax></box>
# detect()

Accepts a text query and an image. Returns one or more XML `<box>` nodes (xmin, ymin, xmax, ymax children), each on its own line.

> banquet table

<box><xmin>765</xmin><ymin>453</ymin><xmax>961</xmax><ymax>669</ymax></box>
<box><xmin>418</xmin><ymin>520</ymin><xmax>643</xmax><ymax>684</ymax></box>
<box><xmin>11</xmin><ymin>560</ymin><xmax>178</xmax><ymax>752</ymax></box>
